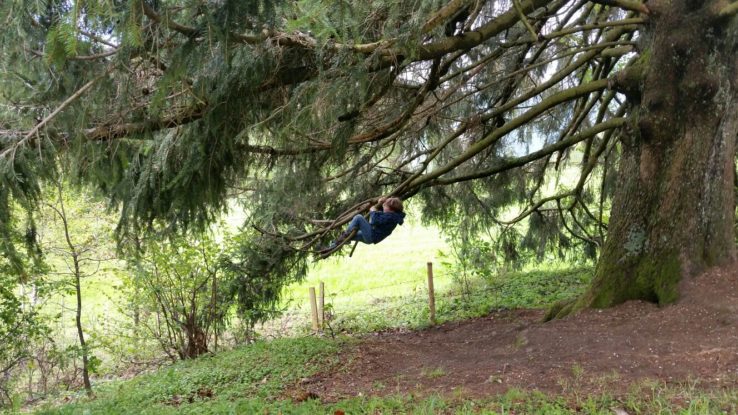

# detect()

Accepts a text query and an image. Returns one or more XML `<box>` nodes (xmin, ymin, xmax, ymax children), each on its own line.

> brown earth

<box><xmin>305</xmin><ymin>263</ymin><xmax>738</xmax><ymax>401</ymax></box>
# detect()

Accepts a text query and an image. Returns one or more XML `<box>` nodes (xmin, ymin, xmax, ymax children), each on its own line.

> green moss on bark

<box><xmin>548</xmin><ymin>253</ymin><xmax>683</xmax><ymax>319</ymax></box>
<box><xmin>543</xmin><ymin>298</ymin><xmax>576</xmax><ymax>321</ymax></box>
<box><xmin>646</xmin><ymin>255</ymin><xmax>682</xmax><ymax>305</ymax></box>
<box><xmin>591</xmin><ymin>254</ymin><xmax>682</xmax><ymax>307</ymax></box>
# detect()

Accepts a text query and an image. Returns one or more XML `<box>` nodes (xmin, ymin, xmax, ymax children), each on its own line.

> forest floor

<box><xmin>304</xmin><ymin>263</ymin><xmax>738</xmax><ymax>402</ymax></box>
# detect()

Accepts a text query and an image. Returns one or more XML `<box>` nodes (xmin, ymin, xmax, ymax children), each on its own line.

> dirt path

<box><xmin>307</xmin><ymin>263</ymin><xmax>738</xmax><ymax>401</ymax></box>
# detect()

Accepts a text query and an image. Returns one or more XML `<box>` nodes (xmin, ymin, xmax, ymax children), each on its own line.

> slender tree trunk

<box><xmin>54</xmin><ymin>180</ymin><xmax>93</xmax><ymax>395</ymax></box>
<box><xmin>210</xmin><ymin>272</ymin><xmax>218</xmax><ymax>352</ymax></box>
<box><xmin>73</xmin><ymin>255</ymin><xmax>93</xmax><ymax>395</ymax></box>
<box><xmin>553</xmin><ymin>0</ymin><xmax>737</xmax><ymax>317</ymax></box>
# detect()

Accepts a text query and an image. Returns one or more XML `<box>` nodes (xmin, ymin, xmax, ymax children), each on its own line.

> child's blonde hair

<box><xmin>384</xmin><ymin>197</ymin><xmax>403</xmax><ymax>213</ymax></box>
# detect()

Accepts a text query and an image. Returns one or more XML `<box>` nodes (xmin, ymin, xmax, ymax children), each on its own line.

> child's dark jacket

<box><xmin>369</xmin><ymin>210</ymin><xmax>405</xmax><ymax>243</ymax></box>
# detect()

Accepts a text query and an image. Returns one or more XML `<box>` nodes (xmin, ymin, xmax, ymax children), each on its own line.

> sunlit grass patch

<box><xmin>279</xmin><ymin>247</ymin><xmax>594</xmax><ymax>334</ymax></box>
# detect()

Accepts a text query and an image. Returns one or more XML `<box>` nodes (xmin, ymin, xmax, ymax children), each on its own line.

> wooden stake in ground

<box><xmin>318</xmin><ymin>281</ymin><xmax>325</xmax><ymax>328</ymax></box>
<box><xmin>427</xmin><ymin>262</ymin><xmax>436</xmax><ymax>324</ymax></box>
<box><xmin>309</xmin><ymin>287</ymin><xmax>319</xmax><ymax>332</ymax></box>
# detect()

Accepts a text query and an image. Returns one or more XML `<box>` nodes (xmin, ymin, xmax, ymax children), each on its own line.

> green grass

<box><xmin>30</xmin><ymin>353</ymin><xmax>738</xmax><ymax>415</ymax></box>
<box><xmin>32</xmin><ymin>336</ymin><xmax>341</xmax><ymax>415</ymax></box>
<box><xmin>275</xmin><ymin>221</ymin><xmax>454</xmax><ymax>333</ymax></box>
<box><xmin>285</xmin><ymin>220</ymin><xmax>452</xmax><ymax>309</ymax></box>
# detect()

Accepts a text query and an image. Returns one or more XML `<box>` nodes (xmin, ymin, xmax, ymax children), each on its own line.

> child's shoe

<box><xmin>338</xmin><ymin>231</ymin><xmax>351</xmax><ymax>242</ymax></box>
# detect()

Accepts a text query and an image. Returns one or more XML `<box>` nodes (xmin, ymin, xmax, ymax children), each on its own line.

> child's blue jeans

<box><xmin>347</xmin><ymin>214</ymin><xmax>373</xmax><ymax>244</ymax></box>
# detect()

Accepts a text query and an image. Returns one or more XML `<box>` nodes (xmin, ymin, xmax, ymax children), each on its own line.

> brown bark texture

<box><xmin>564</xmin><ymin>0</ymin><xmax>738</xmax><ymax>314</ymax></box>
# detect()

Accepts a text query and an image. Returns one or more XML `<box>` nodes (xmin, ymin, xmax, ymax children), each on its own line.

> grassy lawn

<box><xmin>284</xmin><ymin>221</ymin><xmax>453</xmax><ymax>311</ymax></box>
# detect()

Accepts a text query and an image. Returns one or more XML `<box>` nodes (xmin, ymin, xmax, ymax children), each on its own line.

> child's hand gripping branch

<box><xmin>327</xmin><ymin>197</ymin><xmax>406</xmax><ymax>251</ymax></box>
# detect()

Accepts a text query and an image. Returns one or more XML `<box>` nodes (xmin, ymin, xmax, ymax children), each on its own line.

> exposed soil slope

<box><xmin>308</xmin><ymin>263</ymin><xmax>738</xmax><ymax>400</ymax></box>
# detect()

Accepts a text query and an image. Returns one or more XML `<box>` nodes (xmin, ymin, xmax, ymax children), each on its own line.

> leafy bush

<box><xmin>123</xmin><ymin>232</ymin><xmax>236</xmax><ymax>360</ymax></box>
<box><xmin>0</xmin><ymin>280</ymin><xmax>47</xmax><ymax>408</ymax></box>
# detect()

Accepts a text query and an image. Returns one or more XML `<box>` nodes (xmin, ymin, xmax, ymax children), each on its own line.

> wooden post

<box><xmin>309</xmin><ymin>287</ymin><xmax>319</xmax><ymax>332</ymax></box>
<box><xmin>318</xmin><ymin>281</ymin><xmax>325</xmax><ymax>328</ymax></box>
<box><xmin>427</xmin><ymin>262</ymin><xmax>436</xmax><ymax>324</ymax></box>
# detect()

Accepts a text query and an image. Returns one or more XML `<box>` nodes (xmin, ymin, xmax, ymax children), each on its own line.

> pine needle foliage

<box><xmin>6</xmin><ymin>0</ymin><xmax>722</xmax><ymax>319</ymax></box>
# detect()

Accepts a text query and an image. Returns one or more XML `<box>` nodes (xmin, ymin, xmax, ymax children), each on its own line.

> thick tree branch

<box><xmin>476</xmin><ymin>26</ymin><xmax>632</xmax><ymax>126</ymax></box>
<box><xmin>141</xmin><ymin>0</ymin><xmax>554</xmax><ymax>62</ymax></box>
<box><xmin>421</xmin><ymin>0</ymin><xmax>475</xmax><ymax>34</ymax></box>
<box><xmin>83</xmin><ymin>105</ymin><xmax>206</xmax><ymax>141</ymax></box>
<box><xmin>590</xmin><ymin>0</ymin><xmax>650</xmax><ymax>14</ymax></box>
<box><xmin>718</xmin><ymin>1</ymin><xmax>738</xmax><ymax>18</ymax></box>
<box><xmin>541</xmin><ymin>17</ymin><xmax>645</xmax><ymax>40</ymax></box>
<box><xmin>140</xmin><ymin>2</ymin><xmax>200</xmax><ymax>38</ymax></box>
<box><xmin>415</xmin><ymin>0</ymin><xmax>553</xmax><ymax>60</ymax></box>
<box><xmin>440</xmin><ymin>38</ymin><xmax>634</xmax><ymax>116</ymax></box>
<box><xmin>30</xmin><ymin>48</ymin><xmax>119</xmax><ymax>61</ymax></box>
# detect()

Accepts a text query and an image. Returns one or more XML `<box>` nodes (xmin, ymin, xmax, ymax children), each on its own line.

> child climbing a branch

<box><xmin>328</xmin><ymin>197</ymin><xmax>406</xmax><ymax>250</ymax></box>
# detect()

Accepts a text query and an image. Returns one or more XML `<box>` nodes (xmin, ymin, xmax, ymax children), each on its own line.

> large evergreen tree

<box><xmin>1</xmin><ymin>0</ymin><xmax>736</xmax><ymax>317</ymax></box>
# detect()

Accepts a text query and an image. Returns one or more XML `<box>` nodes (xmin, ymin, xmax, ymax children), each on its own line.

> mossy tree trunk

<box><xmin>555</xmin><ymin>0</ymin><xmax>738</xmax><ymax>317</ymax></box>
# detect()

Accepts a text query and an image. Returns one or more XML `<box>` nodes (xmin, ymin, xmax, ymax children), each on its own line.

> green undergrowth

<box><xmin>317</xmin><ymin>266</ymin><xmax>594</xmax><ymax>333</ymax></box>
<box><xmin>33</xmin><ymin>368</ymin><xmax>738</xmax><ymax>414</ymax></box>
<box><xmin>32</xmin><ymin>337</ymin><xmax>341</xmax><ymax>415</ymax></box>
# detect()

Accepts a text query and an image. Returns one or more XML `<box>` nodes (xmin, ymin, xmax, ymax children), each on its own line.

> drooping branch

<box><xmin>514</xmin><ymin>0</ymin><xmax>541</xmax><ymax>39</ymax></box>
<box><xmin>139</xmin><ymin>2</ymin><xmax>200</xmax><ymax>38</ymax></box>
<box><xmin>1</xmin><ymin>68</ymin><xmax>112</xmax><ymax>160</ymax></box>
<box><xmin>405</xmin><ymin>77</ymin><xmax>612</xmax><ymax>190</ymax></box>
<box><xmin>83</xmin><ymin>104</ymin><xmax>206</xmax><ymax>141</ymax></box>
<box><xmin>431</xmin><ymin>118</ymin><xmax>626</xmax><ymax>186</ymax></box>
<box><xmin>79</xmin><ymin>29</ymin><xmax>119</xmax><ymax>48</ymax></box>
<box><xmin>82</xmin><ymin>58</ymin><xmax>443</xmax><ymax>153</ymax></box>
<box><xmin>499</xmin><ymin>191</ymin><xmax>578</xmax><ymax>225</ymax></box>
